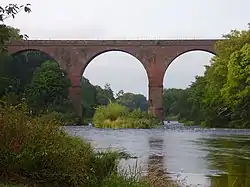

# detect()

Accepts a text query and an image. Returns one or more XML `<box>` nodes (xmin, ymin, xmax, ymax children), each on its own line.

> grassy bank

<box><xmin>0</xmin><ymin>101</ymin><xmax>155</xmax><ymax>187</ymax></box>
<box><xmin>93</xmin><ymin>102</ymin><xmax>160</xmax><ymax>129</ymax></box>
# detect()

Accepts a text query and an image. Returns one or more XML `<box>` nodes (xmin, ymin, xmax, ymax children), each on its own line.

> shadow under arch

<box><xmin>4</xmin><ymin>49</ymin><xmax>61</xmax><ymax>95</ymax></box>
<box><xmin>81</xmin><ymin>49</ymin><xmax>149</xmax><ymax>97</ymax></box>
<box><xmin>10</xmin><ymin>49</ymin><xmax>59</xmax><ymax>67</ymax></box>
<box><xmin>163</xmin><ymin>49</ymin><xmax>216</xmax><ymax>89</ymax></box>
<box><xmin>148</xmin><ymin>136</ymin><xmax>165</xmax><ymax>175</ymax></box>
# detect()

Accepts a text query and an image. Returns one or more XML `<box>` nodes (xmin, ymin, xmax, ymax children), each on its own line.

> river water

<box><xmin>65</xmin><ymin>121</ymin><xmax>250</xmax><ymax>187</ymax></box>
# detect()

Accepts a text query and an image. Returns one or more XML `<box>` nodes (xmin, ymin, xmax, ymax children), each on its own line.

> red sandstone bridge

<box><xmin>8</xmin><ymin>39</ymin><xmax>220</xmax><ymax>120</ymax></box>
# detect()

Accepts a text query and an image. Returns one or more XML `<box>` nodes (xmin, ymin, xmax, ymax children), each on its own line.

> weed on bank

<box><xmin>93</xmin><ymin>102</ymin><xmax>160</xmax><ymax>129</ymax></box>
<box><xmin>0</xmin><ymin>101</ymin><xmax>151</xmax><ymax>187</ymax></box>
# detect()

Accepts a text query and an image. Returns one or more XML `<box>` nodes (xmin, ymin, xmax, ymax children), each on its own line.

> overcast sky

<box><xmin>4</xmin><ymin>0</ymin><xmax>250</xmax><ymax>97</ymax></box>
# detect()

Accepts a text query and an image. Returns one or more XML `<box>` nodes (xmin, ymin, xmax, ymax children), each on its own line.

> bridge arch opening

<box><xmin>10</xmin><ymin>49</ymin><xmax>61</xmax><ymax>68</ymax></box>
<box><xmin>163</xmin><ymin>50</ymin><xmax>215</xmax><ymax>89</ymax></box>
<box><xmin>1</xmin><ymin>49</ymin><xmax>73</xmax><ymax>116</ymax></box>
<box><xmin>7</xmin><ymin>49</ymin><xmax>59</xmax><ymax>92</ymax></box>
<box><xmin>81</xmin><ymin>50</ymin><xmax>149</xmax><ymax>118</ymax></box>
<box><xmin>163</xmin><ymin>50</ymin><xmax>215</xmax><ymax>119</ymax></box>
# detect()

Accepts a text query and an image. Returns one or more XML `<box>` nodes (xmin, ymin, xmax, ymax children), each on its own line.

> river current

<box><xmin>65</xmin><ymin>121</ymin><xmax>250</xmax><ymax>187</ymax></box>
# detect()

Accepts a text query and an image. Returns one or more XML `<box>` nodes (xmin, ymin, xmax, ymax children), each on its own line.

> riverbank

<box><xmin>0</xmin><ymin>102</ymin><xmax>176</xmax><ymax>187</ymax></box>
<box><xmin>165</xmin><ymin>115</ymin><xmax>196</xmax><ymax>126</ymax></box>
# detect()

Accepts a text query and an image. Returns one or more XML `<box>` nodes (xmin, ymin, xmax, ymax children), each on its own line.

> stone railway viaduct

<box><xmin>7</xmin><ymin>39</ymin><xmax>220</xmax><ymax>120</ymax></box>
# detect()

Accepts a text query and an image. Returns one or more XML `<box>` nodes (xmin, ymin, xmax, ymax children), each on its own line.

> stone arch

<box><xmin>10</xmin><ymin>48</ymin><xmax>58</xmax><ymax>65</ymax></box>
<box><xmin>166</xmin><ymin>48</ymin><xmax>216</xmax><ymax>70</ymax></box>
<box><xmin>8</xmin><ymin>47</ymin><xmax>71</xmax><ymax>72</ymax></box>
<box><xmin>82</xmin><ymin>49</ymin><xmax>149</xmax><ymax>97</ymax></box>
<box><xmin>81</xmin><ymin>49</ymin><xmax>148</xmax><ymax>77</ymax></box>
<box><xmin>163</xmin><ymin>49</ymin><xmax>216</xmax><ymax>89</ymax></box>
<box><xmin>9</xmin><ymin>48</ymin><xmax>55</xmax><ymax>59</ymax></box>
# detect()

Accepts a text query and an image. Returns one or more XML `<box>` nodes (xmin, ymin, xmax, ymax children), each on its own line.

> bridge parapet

<box><xmin>8</xmin><ymin>39</ymin><xmax>222</xmax><ymax>47</ymax></box>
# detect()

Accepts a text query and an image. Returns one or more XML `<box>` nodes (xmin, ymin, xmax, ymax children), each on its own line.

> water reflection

<box><xmin>198</xmin><ymin>134</ymin><xmax>250</xmax><ymax>186</ymax></box>
<box><xmin>148</xmin><ymin>136</ymin><xmax>165</xmax><ymax>176</ymax></box>
<box><xmin>64</xmin><ymin>126</ymin><xmax>250</xmax><ymax>187</ymax></box>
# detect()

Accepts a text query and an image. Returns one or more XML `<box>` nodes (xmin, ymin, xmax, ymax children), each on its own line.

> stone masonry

<box><xmin>7</xmin><ymin>39</ymin><xmax>220</xmax><ymax>120</ymax></box>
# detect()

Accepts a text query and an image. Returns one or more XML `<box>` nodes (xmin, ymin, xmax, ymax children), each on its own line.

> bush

<box><xmin>40</xmin><ymin>111</ymin><xmax>81</xmax><ymax>125</ymax></box>
<box><xmin>93</xmin><ymin>102</ymin><xmax>128</xmax><ymax>128</ymax></box>
<box><xmin>0</xmin><ymin>101</ymin><xmax>149</xmax><ymax>187</ymax></box>
<box><xmin>93</xmin><ymin>102</ymin><xmax>160</xmax><ymax>129</ymax></box>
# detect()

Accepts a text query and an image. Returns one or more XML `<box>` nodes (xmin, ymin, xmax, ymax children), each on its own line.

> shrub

<box><xmin>40</xmin><ymin>111</ymin><xmax>81</xmax><ymax>125</ymax></box>
<box><xmin>93</xmin><ymin>102</ymin><xmax>128</xmax><ymax>128</ymax></box>
<box><xmin>93</xmin><ymin>102</ymin><xmax>160</xmax><ymax>129</ymax></box>
<box><xmin>0</xmin><ymin>101</ymin><xmax>133</xmax><ymax>186</ymax></box>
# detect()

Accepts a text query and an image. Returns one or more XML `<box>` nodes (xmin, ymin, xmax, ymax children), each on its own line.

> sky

<box><xmin>4</xmin><ymin>0</ymin><xmax>250</xmax><ymax>97</ymax></box>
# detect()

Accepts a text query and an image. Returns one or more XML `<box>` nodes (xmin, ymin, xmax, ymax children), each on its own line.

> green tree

<box><xmin>221</xmin><ymin>43</ymin><xmax>250</xmax><ymax>128</ymax></box>
<box><xmin>187</xmin><ymin>75</ymin><xmax>207</xmax><ymax>123</ymax></box>
<box><xmin>0</xmin><ymin>50</ymin><xmax>54</xmax><ymax>98</ymax></box>
<box><xmin>95</xmin><ymin>83</ymin><xmax>114</xmax><ymax>106</ymax></box>
<box><xmin>116</xmin><ymin>91</ymin><xmax>148</xmax><ymax>111</ymax></box>
<box><xmin>163</xmin><ymin>88</ymin><xmax>190</xmax><ymax>119</ymax></box>
<box><xmin>202</xmin><ymin>25</ymin><xmax>250</xmax><ymax>127</ymax></box>
<box><xmin>0</xmin><ymin>4</ymin><xmax>31</xmax><ymax>96</ymax></box>
<box><xmin>0</xmin><ymin>4</ymin><xmax>31</xmax><ymax>51</ymax></box>
<box><xmin>81</xmin><ymin>76</ymin><xmax>97</xmax><ymax>118</ymax></box>
<box><xmin>163</xmin><ymin>24</ymin><xmax>250</xmax><ymax>128</ymax></box>
<box><xmin>25</xmin><ymin>60</ymin><xmax>71</xmax><ymax>113</ymax></box>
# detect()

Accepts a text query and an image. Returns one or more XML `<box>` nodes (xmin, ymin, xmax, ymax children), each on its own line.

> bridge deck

<box><xmin>8</xmin><ymin>39</ymin><xmax>222</xmax><ymax>46</ymax></box>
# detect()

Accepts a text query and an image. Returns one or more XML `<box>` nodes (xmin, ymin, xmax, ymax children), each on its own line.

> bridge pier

<box><xmin>69</xmin><ymin>86</ymin><xmax>82</xmax><ymax>117</ymax></box>
<box><xmin>148</xmin><ymin>84</ymin><xmax>164</xmax><ymax>120</ymax></box>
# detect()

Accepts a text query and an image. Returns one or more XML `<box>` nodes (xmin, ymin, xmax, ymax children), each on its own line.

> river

<box><xmin>65</xmin><ymin>121</ymin><xmax>250</xmax><ymax>187</ymax></box>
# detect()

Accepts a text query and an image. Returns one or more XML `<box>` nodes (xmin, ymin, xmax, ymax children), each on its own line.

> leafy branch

<box><xmin>0</xmin><ymin>4</ymin><xmax>31</xmax><ymax>52</ymax></box>
<box><xmin>0</xmin><ymin>4</ymin><xmax>31</xmax><ymax>22</ymax></box>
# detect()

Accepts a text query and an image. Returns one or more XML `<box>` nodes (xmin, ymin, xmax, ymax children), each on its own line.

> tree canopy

<box><xmin>163</xmin><ymin>24</ymin><xmax>250</xmax><ymax>128</ymax></box>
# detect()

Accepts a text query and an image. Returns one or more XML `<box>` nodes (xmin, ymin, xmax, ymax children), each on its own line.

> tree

<box><xmin>95</xmin><ymin>84</ymin><xmax>114</xmax><ymax>106</ymax></box>
<box><xmin>163</xmin><ymin>88</ymin><xmax>191</xmax><ymax>120</ymax></box>
<box><xmin>116</xmin><ymin>89</ymin><xmax>124</xmax><ymax>98</ymax></box>
<box><xmin>162</xmin><ymin>24</ymin><xmax>250</xmax><ymax>128</ymax></box>
<box><xmin>0</xmin><ymin>4</ymin><xmax>30</xmax><ymax>94</ymax></box>
<box><xmin>0</xmin><ymin>53</ymin><xmax>16</xmax><ymax>97</ymax></box>
<box><xmin>116</xmin><ymin>92</ymin><xmax>148</xmax><ymax>111</ymax></box>
<box><xmin>25</xmin><ymin>60</ymin><xmax>71</xmax><ymax>113</ymax></box>
<box><xmin>221</xmin><ymin>43</ymin><xmax>250</xmax><ymax>128</ymax></box>
<box><xmin>0</xmin><ymin>4</ymin><xmax>31</xmax><ymax>52</ymax></box>
<box><xmin>81</xmin><ymin>76</ymin><xmax>97</xmax><ymax>118</ymax></box>
<box><xmin>0</xmin><ymin>50</ymin><xmax>55</xmax><ymax>99</ymax></box>
<box><xmin>202</xmin><ymin>25</ymin><xmax>250</xmax><ymax>127</ymax></box>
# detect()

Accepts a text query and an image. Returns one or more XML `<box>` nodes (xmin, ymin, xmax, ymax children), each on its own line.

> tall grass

<box><xmin>93</xmin><ymin>102</ymin><xmax>160</xmax><ymax>129</ymax></box>
<box><xmin>0</xmin><ymin>101</ymin><xmax>151</xmax><ymax>187</ymax></box>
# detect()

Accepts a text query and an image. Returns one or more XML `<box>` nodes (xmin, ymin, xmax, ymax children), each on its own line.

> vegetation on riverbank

<box><xmin>163</xmin><ymin>25</ymin><xmax>250</xmax><ymax>128</ymax></box>
<box><xmin>0</xmin><ymin>101</ymin><xmax>184</xmax><ymax>187</ymax></box>
<box><xmin>93</xmin><ymin>102</ymin><xmax>160</xmax><ymax>128</ymax></box>
<box><xmin>0</xmin><ymin>101</ymin><xmax>154</xmax><ymax>187</ymax></box>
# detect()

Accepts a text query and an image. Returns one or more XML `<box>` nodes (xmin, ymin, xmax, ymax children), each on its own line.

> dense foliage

<box><xmin>93</xmin><ymin>102</ymin><xmax>159</xmax><ymax>129</ymax></box>
<box><xmin>0</xmin><ymin>102</ymin><xmax>155</xmax><ymax>187</ymax></box>
<box><xmin>116</xmin><ymin>91</ymin><xmax>148</xmax><ymax>112</ymax></box>
<box><xmin>163</xmin><ymin>25</ymin><xmax>250</xmax><ymax>128</ymax></box>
